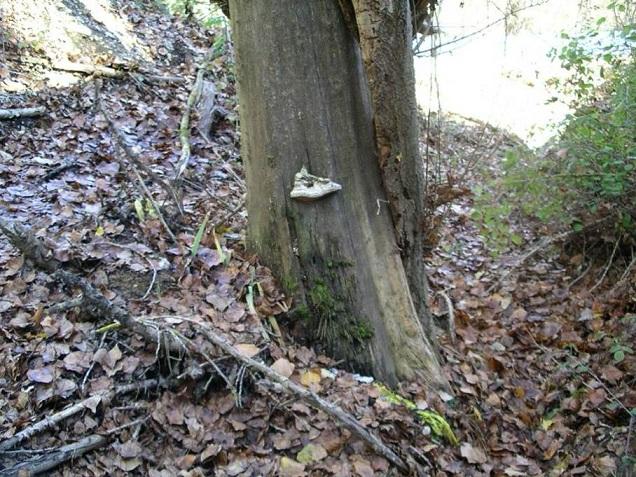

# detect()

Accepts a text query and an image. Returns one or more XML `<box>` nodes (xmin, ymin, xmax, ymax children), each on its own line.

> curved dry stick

<box><xmin>174</xmin><ymin>315</ymin><xmax>411</xmax><ymax>474</ymax></box>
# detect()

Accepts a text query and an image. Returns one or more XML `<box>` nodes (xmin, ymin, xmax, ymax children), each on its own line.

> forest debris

<box><xmin>0</xmin><ymin>107</ymin><xmax>46</xmax><ymax>120</ymax></box>
<box><xmin>1</xmin><ymin>435</ymin><xmax>108</xmax><ymax>477</ymax></box>
<box><xmin>0</xmin><ymin>219</ymin><xmax>412</xmax><ymax>474</ymax></box>
<box><xmin>290</xmin><ymin>167</ymin><xmax>342</xmax><ymax>202</ymax></box>
<box><xmin>94</xmin><ymin>80</ymin><xmax>182</xmax><ymax>239</ymax></box>
<box><xmin>0</xmin><ymin>378</ymin><xmax>173</xmax><ymax>452</ymax></box>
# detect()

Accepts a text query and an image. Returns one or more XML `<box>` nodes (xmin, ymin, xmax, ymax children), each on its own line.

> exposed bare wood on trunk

<box><xmin>350</xmin><ymin>0</ymin><xmax>434</xmax><ymax>331</ymax></box>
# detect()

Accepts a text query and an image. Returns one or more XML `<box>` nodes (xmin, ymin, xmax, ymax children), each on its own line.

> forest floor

<box><xmin>0</xmin><ymin>1</ymin><xmax>634</xmax><ymax>476</ymax></box>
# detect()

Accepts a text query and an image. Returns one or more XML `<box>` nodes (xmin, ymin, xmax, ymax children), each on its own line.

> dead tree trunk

<box><xmin>350</xmin><ymin>0</ymin><xmax>434</xmax><ymax>331</ymax></box>
<box><xmin>229</xmin><ymin>0</ymin><xmax>446</xmax><ymax>388</ymax></box>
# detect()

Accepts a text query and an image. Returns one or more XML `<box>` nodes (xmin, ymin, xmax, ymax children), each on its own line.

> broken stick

<box><xmin>0</xmin><ymin>220</ymin><xmax>413</xmax><ymax>474</ymax></box>
<box><xmin>0</xmin><ymin>378</ymin><xmax>174</xmax><ymax>452</ymax></box>
<box><xmin>0</xmin><ymin>107</ymin><xmax>46</xmax><ymax>120</ymax></box>
<box><xmin>2</xmin><ymin>435</ymin><xmax>108</xmax><ymax>476</ymax></box>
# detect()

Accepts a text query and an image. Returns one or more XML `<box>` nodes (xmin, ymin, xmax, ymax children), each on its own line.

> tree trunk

<box><xmin>229</xmin><ymin>0</ymin><xmax>446</xmax><ymax>388</ymax></box>
<box><xmin>350</xmin><ymin>0</ymin><xmax>434</xmax><ymax>332</ymax></box>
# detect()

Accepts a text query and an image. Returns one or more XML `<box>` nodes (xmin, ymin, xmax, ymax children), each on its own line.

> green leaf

<box><xmin>134</xmin><ymin>199</ymin><xmax>145</xmax><ymax>222</ymax></box>
<box><xmin>191</xmin><ymin>212</ymin><xmax>210</xmax><ymax>258</ymax></box>
<box><xmin>613</xmin><ymin>350</ymin><xmax>625</xmax><ymax>363</ymax></box>
<box><xmin>511</xmin><ymin>233</ymin><xmax>523</xmax><ymax>246</ymax></box>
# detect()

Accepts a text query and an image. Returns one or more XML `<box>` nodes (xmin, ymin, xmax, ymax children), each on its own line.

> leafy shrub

<box><xmin>473</xmin><ymin>5</ymin><xmax>636</xmax><ymax>253</ymax></box>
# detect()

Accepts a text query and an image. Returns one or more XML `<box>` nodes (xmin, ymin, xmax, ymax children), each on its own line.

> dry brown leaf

<box><xmin>271</xmin><ymin>358</ymin><xmax>295</xmax><ymax>378</ymax></box>
<box><xmin>460</xmin><ymin>442</ymin><xmax>487</xmax><ymax>464</ymax></box>
<box><xmin>235</xmin><ymin>343</ymin><xmax>260</xmax><ymax>358</ymax></box>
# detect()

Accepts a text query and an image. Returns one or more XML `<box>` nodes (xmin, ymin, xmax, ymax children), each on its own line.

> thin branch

<box><xmin>415</xmin><ymin>0</ymin><xmax>551</xmax><ymax>56</ymax></box>
<box><xmin>94</xmin><ymin>81</ymin><xmax>180</xmax><ymax>240</ymax></box>
<box><xmin>1</xmin><ymin>435</ymin><xmax>108</xmax><ymax>477</ymax></box>
<box><xmin>93</xmin><ymin>80</ymin><xmax>184</xmax><ymax>214</ymax></box>
<box><xmin>0</xmin><ymin>379</ymin><xmax>173</xmax><ymax>452</ymax></box>
<box><xmin>174</xmin><ymin>50</ymin><xmax>214</xmax><ymax>180</ymax></box>
<box><xmin>0</xmin><ymin>107</ymin><xmax>46</xmax><ymax>120</ymax></box>
<box><xmin>590</xmin><ymin>238</ymin><xmax>620</xmax><ymax>292</ymax></box>
<box><xmin>175</xmin><ymin>315</ymin><xmax>411</xmax><ymax>473</ymax></box>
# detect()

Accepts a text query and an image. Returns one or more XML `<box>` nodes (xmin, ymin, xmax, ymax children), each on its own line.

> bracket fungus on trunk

<box><xmin>290</xmin><ymin>166</ymin><xmax>342</xmax><ymax>202</ymax></box>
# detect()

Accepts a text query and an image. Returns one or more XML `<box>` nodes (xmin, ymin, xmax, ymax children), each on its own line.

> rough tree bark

<box><xmin>348</xmin><ymin>0</ymin><xmax>434</xmax><ymax>331</ymax></box>
<box><xmin>229</xmin><ymin>0</ymin><xmax>446</xmax><ymax>388</ymax></box>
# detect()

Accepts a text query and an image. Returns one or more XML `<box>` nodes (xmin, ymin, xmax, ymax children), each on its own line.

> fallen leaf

<box><xmin>27</xmin><ymin>366</ymin><xmax>55</xmax><ymax>384</ymax></box>
<box><xmin>300</xmin><ymin>369</ymin><xmax>322</xmax><ymax>386</ymax></box>
<box><xmin>271</xmin><ymin>358</ymin><xmax>295</xmax><ymax>378</ymax></box>
<box><xmin>279</xmin><ymin>456</ymin><xmax>305</xmax><ymax>477</ymax></box>
<box><xmin>235</xmin><ymin>343</ymin><xmax>260</xmax><ymax>358</ymax></box>
<box><xmin>296</xmin><ymin>443</ymin><xmax>327</xmax><ymax>464</ymax></box>
<box><xmin>460</xmin><ymin>442</ymin><xmax>487</xmax><ymax>464</ymax></box>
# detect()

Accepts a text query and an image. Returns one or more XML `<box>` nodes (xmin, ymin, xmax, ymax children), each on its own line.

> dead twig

<box><xmin>81</xmin><ymin>332</ymin><xmax>108</xmax><ymax>392</ymax></box>
<box><xmin>94</xmin><ymin>87</ymin><xmax>178</xmax><ymax>240</ymax></box>
<box><xmin>0</xmin><ymin>379</ymin><xmax>174</xmax><ymax>452</ymax></box>
<box><xmin>174</xmin><ymin>60</ymin><xmax>207</xmax><ymax>180</ymax></box>
<box><xmin>102</xmin><ymin>416</ymin><xmax>149</xmax><ymax>436</ymax></box>
<box><xmin>1</xmin><ymin>435</ymin><xmax>108</xmax><ymax>477</ymax></box>
<box><xmin>0</xmin><ymin>107</ymin><xmax>46</xmax><ymax>120</ymax></box>
<box><xmin>51</xmin><ymin>59</ymin><xmax>185</xmax><ymax>84</ymax></box>
<box><xmin>0</xmin><ymin>396</ymin><xmax>103</xmax><ymax>452</ymax></box>
<box><xmin>590</xmin><ymin>238</ymin><xmax>620</xmax><ymax>292</ymax></box>
<box><xmin>174</xmin><ymin>315</ymin><xmax>411</xmax><ymax>473</ymax></box>
<box><xmin>40</xmin><ymin>159</ymin><xmax>78</xmax><ymax>182</ymax></box>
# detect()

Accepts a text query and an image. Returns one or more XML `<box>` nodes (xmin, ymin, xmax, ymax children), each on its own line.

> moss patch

<box><xmin>306</xmin><ymin>279</ymin><xmax>373</xmax><ymax>363</ymax></box>
<box><xmin>375</xmin><ymin>383</ymin><xmax>458</xmax><ymax>446</ymax></box>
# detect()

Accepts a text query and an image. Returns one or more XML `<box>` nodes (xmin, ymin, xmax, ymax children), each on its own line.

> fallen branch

<box><xmin>51</xmin><ymin>59</ymin><xmax>185</xmax><ymax>84</ymax></box>
<box><xmin>174</xmin><ymin>49</ymin><xmax>216</xmax><ymax>180</ymax></box>
<box><xmin>176</xmin><ymin>315</ymin><xmax>411</xmax><ymax>473</ymax></box>
<box><xmin>0</xmin><ymin>396</ymin><xmax>102</xmax><ymax>452</ymax></box>
<box><xmin>0</xmin><ymin>378</ymin><xmax>173</xmax><ymax>452</ymax></box>
<box><xmin>0</xmin><ymin>221</ymin><xmax>412</xmax><ymax>473</ymax></box>
<box><xmin>2</xmin><ymin>435</ymin><xmax>108</xmax><ymax>476</ymax></box>
<box><xmin>0</xmin><ymin>107</ymin><xmax>46</xmax><ymax>120</ymax></box>
<box><xmin>40</xmin><ymin>160</ymin><xmax>78</xmax><ymax>182</ymax></box>
<box><xmin>52</xmin><ymin>60</ymin><xmax>125</xmax><ymax>78</ymax></box>
<box><xmin>174</xmin><ymin>67</ymin><xmax>205</xmax><ymax>179</ymax></box>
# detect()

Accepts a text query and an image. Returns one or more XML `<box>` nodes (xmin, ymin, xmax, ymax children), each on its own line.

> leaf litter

<box><xmin>0</xmin><ymin>1</ymin><xmax>634</xmax><ymax>476</ymax></box>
